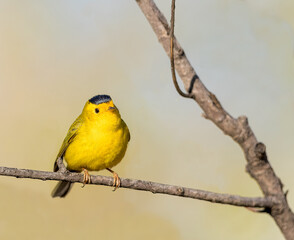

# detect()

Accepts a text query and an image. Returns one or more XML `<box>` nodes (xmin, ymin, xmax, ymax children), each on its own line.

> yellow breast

<box><xmin>64</xmin><ymin>112</ymin><xmax>129</xmax><ymax>172</ymax></box>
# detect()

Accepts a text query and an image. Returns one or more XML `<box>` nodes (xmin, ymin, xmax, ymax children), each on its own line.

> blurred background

<box><xmin>0</xmin><ymin>0</ymin><xmax>293</xmax><ymax>239</ymax></box>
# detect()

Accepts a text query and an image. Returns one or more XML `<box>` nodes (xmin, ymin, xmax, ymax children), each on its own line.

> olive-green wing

<box><xmin>54</xmin><ymin>115</ymin><xmax>83</xmax><ymax>171</ymax></box>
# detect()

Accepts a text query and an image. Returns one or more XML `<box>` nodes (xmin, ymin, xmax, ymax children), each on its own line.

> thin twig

<box><xmin>0</xmin><ymin>166</ymin><xmax>278</xmax><ymax>208</ymax></box>
<box><xmin>170</xmin><ymin>0</ymin><xmax>191</xmax><ymax>98</ymax></box>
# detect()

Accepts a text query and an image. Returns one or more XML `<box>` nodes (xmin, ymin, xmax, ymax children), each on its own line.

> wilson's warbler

<box><xmin>51</xmin><ymin>95</ymin><xmax>130</xmax><ymax>198</ymax></box>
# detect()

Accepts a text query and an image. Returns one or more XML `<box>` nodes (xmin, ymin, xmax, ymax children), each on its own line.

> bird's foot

<box><xmin>106</xmin><ymin>168</ymin><xmax>121</xmax><ymax>191</ymax></box>
<box><xmin>81</xmin><ymin>168</ymin><xmax>91</xmax><ymax>188</ymax></box>
<box><xmin>112</xmin><ymin>172</ymin><xmax>121</xmax><ymax>191</ymax></box>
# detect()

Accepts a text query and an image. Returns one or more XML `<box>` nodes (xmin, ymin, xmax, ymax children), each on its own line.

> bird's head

<box><xmin>82</xmin><ymin>95</ymin><xmax>120</xmax><ymax>121</ymax></box>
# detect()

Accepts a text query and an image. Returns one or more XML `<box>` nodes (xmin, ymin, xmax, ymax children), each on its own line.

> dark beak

<box><xmin>108</xmin><ymin>106</ymin><xmax>116</xmax><ymax>110</ymax></box>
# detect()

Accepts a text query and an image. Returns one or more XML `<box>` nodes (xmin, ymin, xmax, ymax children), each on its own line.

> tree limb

<box><xmin>135</xmin><ymin>0</ymin><xmax>294</xmax><ymax>239</ymax></box>
<box><xmin>0</xmin><ymin>166</ymin><xmax>278</xmax><ymax>208</ymax></box>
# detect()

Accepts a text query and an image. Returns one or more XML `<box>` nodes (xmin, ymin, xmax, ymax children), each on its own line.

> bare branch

<box><xmin>0</xmin><ymin>166</ymin><xmax>277</xmax><ymax>208</ymax></box>
<box><xmin>135</xmin><ymin>0</ymin><xmax>294</xmax><ymax>239</ymax></box>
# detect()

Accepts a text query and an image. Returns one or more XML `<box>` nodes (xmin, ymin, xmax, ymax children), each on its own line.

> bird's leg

<box><xmin>106</xmin><ymin>168</ymin><xmax>120</xmax><ymax>191</ymax></box>
<box><xmin>81</xmin><ymin>168</ymin><xmax>91</xmax><ymax>188</ymax></box>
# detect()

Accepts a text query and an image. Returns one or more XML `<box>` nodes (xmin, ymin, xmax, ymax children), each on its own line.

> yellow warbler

<box><xmin>51</xmin><ymin>95</ymin><xmax>130</xmax><ymax>198</ymax></box>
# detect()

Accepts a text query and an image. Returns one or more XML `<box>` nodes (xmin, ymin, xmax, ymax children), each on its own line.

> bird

<box><xmin>51</xmin><ymin>94</ymin><xmax>130</xmax><ymax>198</ymax></box>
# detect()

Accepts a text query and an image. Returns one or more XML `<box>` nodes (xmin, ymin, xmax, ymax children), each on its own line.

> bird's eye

<box><xmin>95</xmin><ymin>108</ymin><xmax>99</xmax><ymax>113</ymax></box>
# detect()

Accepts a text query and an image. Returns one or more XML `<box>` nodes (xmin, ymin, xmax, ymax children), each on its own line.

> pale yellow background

<box><xmin>0</xmin><ymin>0</ymin><xmax>293</xmax><ymax>239</ymax></box>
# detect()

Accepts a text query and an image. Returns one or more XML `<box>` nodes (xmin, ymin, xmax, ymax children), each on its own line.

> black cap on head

<box><xmin>89</xmin><ymin>95</ymin><xmax>112</xmax><ymax>105</ymax></box>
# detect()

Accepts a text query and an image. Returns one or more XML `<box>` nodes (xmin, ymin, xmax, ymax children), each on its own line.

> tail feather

<box><xmin>51</xmin><ymin>181</ymin><xmax>72</xmax><ymax>198</ymax></box>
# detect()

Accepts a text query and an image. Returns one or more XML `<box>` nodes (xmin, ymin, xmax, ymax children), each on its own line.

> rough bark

<box><xmin>0</xmin><ymin>166</ymin><xmax>277</xmax><ymax>208</ymax></box>
<box><xmin>135</xmin><ymin>0</ymin><xmax>294</xmax><ymax>239</ymax></box>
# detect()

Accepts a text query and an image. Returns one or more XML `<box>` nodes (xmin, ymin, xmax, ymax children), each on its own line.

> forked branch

<box><xmin>135</xmin><ymin>0</ymin><xmax>294</xmax><ymax>239</ymax></box>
